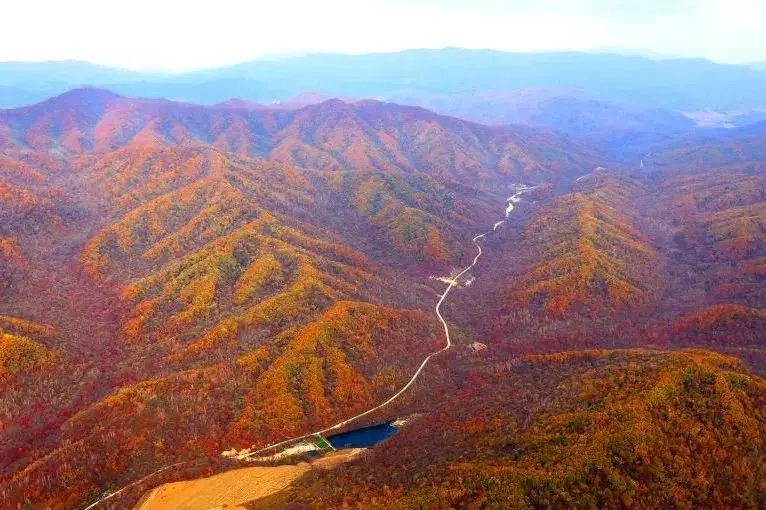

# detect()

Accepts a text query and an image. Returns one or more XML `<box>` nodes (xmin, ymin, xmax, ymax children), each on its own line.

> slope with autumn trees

<box><xmin>508</xmin><ymin>172</ymin><xmax>659</xmax><ymax>317</ymax></box>
<box><xmin>436</xmin><ymin>155</ymin><xmax>764</xmax><ymax>366</ymax></box>
<box><xmin>0</xmin><ymin>316</ymin><xmax>57</xmax><ymax>382</ymax></box>
<box><xmin>648</xmin><ymin>120</ymin><xmax>766</xmax><ymax>171</ymax></box>
<box><xmin>273</xmin><ymin>349</ymin><xmax>765</xmax><ymax>509</ymax></box>
<box><xmin>0</xmin><ymin>151</ymin><xmax>72</xmax><ymax>297</ymax></box>
<box><xmin>658</xmin><ymin>169</ymin><xmax>765</xmax><ymax>307</ymax></box>
<box><xmin>0</xmin><ymin>88</ymin><xmax>601</xmax><ymax>186</ymax></box>
<box><xmin>3</xmin><ymin>87</ymin><xmax>766</xmax><ymax>509</ymax></box>
<box><xmin>631</xmin><ymin>155</ymin><xmax>766</xmax><ymax>367</ymax></box>
<box><xmin>2</xmin><ymin>88</ymin><xmax>591</xmax><ymax>507</ymax></box>
<box><xmin>0</xmin><ymin>140</ymin><xmax>454</xmax><ymax>507</ymax></box>
<box><xmin>439</xmin><ymin>171</ymin><xmax>665</xmax><ymax>356</ymax></box>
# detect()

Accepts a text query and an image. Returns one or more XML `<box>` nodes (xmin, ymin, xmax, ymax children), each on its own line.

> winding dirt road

<box><xmin>82</xmin><ymin>185</ymin><xmax>532</xmax><ymax>509</ymax></box>
<box><xmin>244</xmin><ymin>185</ymin><xmax>532</xmax><ymax>458</ymax></box>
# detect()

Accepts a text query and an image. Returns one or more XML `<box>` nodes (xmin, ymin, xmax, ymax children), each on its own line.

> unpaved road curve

<box><xmin>82</xmin><ymin>186</ymin><xmax>532</xmax><ymax>509</ymax></box>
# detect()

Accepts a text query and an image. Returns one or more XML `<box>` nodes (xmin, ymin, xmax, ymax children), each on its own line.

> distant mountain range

<box><xmin>9</xmin><ymin>49</ymin><xmax>766</xmax><ymax>161</ymax></box>
<box><xmin>2</xmin><ymin>49</ymin><xmax>765</xmax><ymax>114</ymax></box>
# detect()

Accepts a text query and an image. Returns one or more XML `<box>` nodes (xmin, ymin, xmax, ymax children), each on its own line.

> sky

<box><xmin>2</xmin><ymin>0</ymin><xmax>765</xmax><ymax>71</ymax></box>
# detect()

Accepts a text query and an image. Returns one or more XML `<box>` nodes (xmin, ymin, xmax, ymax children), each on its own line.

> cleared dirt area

<box><xmin>136</xmin><ymin>449</ymin><xmax>365</xmax><ymax>510</ymax></box>
<box><xmin>135</xmin><ymin>463</ymin><xmax>310</xmax><ymax>510</ymax></box>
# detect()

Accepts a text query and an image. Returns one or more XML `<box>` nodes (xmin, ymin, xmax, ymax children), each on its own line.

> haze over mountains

<box><xmin>2</xmin><ymin>49</ymin><xmax>765</xmax><ymax>107</ymax></box>
<box><xmin>2</xmin><ymin>49</ymin><xmax>766</xmax><ymax>125</ymax></box>
<box><xmin>0</xmin><ymin>49</ymin><xmax>764</xmax><ymax>508</ymax></box>
<box><xmin>5</xmin><ymin>48</ymin><xmax>766</xmax><ymax>166</ymax></box>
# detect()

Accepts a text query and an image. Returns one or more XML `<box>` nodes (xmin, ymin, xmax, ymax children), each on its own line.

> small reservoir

<box><xmin>326</xmin><ymin>422</ymin><xmax>398</xmax><ymax>449</ymax></box>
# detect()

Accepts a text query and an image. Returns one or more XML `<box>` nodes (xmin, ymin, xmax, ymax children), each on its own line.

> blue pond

<box><xmin>326</xmin><ymin>422</ymin><xmax>398</xmax><ymax>449</ymax></box>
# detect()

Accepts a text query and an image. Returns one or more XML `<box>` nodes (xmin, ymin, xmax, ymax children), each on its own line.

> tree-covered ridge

<box><xmin>74</xmin><ymin>145</ymin><xmax>445</xmax><ymax>367</ymax></box>
<box><xmin>650</xmin><ymin>121</ymin><xmax>766</xmax><ymax>170</ymax></box>
<box><xmin>1</xmin><ymin>136</ymin><xmax>457</xmax><ymax>506</ymax></box>
<box><xmin>77</xmin><ymin>143</ymin><xmax>484</xmax><ymax>277</ymax></box>
<box><xmin>0</xmin><ymin>236</ymin><xmax>25</xmax><ymax>296</ymax></box>
<box><xmin>0</xmin><ymin>316</ymin><xmax>56</xmax><ymax>381</ymax></box>
<box><xmin>664</xmin><ymin>170</ymin><xmax>765</xmax><ymax>307</ymax></box>
<box><xmin>279</xmin><ymin>349</ymin><xmax>765</xmax><ymax>509</ymax></box>
<box><xmin>0</xmin><ymin>236</ymin><xmax>23</xmax><ymax>266</ymax></box>
<box><xmin>665</xmin><ymin>304</ymin><xmax>766</xmax><ymax>347</ymax></box>
<box><xmin>117</xmin><ymin>213</ymin><xmax>379</xmax><ymax>361</ymax></box>
<box><xmin>230</xmin><ymin>301</ymin><xmax>439</xmax><ymax>443</ymax></box>
<box><xmin>263</xmin><ymin>99</ymin><xmax>601</xmax><ymax>184</ymax></box>
<box><xmin>0</xmin><ymin>316</ymin><xmax>55</xmax><ymax>338</ymax></box>
<box><xmin>337</xmin><ymin>170</ymin><xmax>476</xmax><ymax>265</ymax></box>
<box><xmin>2</xmin><ymin>301</ymin><xmax>438</xmax><ymax>509</ymax></box>
<box><xmin>667</xmin><ymin>170</ymin><xmax>766</xmax><ymax>217</ymax></box>
<box><xmin>510</xmin><ymin>178</ymin><xmax>658</xmax><ymax>317</ymax></box>
<box><xmin>0</xmin><ymin>152</ymin><xmax>66</xmax><ymax>233</ymax></box>
<box><xmin>0</xmin><ymin>151</ymin><xmax>75</xmax><ymax>299</ymax></box>
<box><xmin>0</xmin><ymin>89</ymin><xmax>602</xmax><ymax>186</ymax></box>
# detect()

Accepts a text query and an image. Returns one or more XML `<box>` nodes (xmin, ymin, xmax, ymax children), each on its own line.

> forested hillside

<box><xmin>0</xmin><ymin>88</ymin><xmax>599</xmax><ymax>185</ymax></box>
<box><xmin>0</xmin><ymin>89</ymin><xmax>602</xmax><ymax>507</ymax></box>
<box><xmin>273</xmin><ymin>350</ymin><xmax>765</xmax><ymax>509</ymax></box>
<box><xmin>0</xmin><ymin>88</ymin><xmax>763</xmax><ymax>509</ymax></box>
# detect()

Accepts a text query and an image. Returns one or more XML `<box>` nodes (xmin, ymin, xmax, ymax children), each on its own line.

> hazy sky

<box><xmin>3</xmin><ymin>0</ymin><xmax>765</xmax><ymax>71</ymax></box>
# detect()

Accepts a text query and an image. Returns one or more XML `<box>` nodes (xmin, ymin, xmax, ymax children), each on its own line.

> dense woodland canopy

<box><xmin>0</xmin><ymin>88</ymin><xmax>763</xmax><ymax>508</ymax></box>
<box><xmin>270</xmin><ymin>350</ymin><xmax>765</xmax><ymax>509</ymax></box>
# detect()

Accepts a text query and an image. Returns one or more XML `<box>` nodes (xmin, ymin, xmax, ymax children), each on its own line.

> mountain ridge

<box><xmin>0</xmin><ymin>88</ymin><xmax>603</xmax><ymax>185</ymax></box>
<box><xmin>2</xmin><ymin>49</ymin><xmax>766</xmax><ymax>112</ymax></box>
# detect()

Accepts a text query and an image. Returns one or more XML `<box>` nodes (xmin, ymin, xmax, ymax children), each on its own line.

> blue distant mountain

<box><xmin>1</xmin><ymin>49</ymin><xmax>765</xmax><ymax>111</ymax></box>
<box><xmin>0</xmin><ymin>60</ymin><xmax>163</xmax><ymax>107</ymax></box>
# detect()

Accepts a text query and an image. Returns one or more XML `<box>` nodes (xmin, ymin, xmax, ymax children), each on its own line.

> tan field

<box><xmin>135</xmin><ymin>463</ymin><xmax>310</xmax><ymax>510</ymax></box>
<box><xmin>136</xmin><ymin>449</ymin><xmax>365</xmax><ymax>510</ymax></box>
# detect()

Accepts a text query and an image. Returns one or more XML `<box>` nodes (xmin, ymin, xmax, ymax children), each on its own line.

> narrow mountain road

<box><xmin>243</xmin><ymin>184</ymin><xmax>533</xmax><ymax>458</ymax></box>
<box><xmin>82</xmin><ymin>184</ymin><xmax>533</xmax><ymax>509</ymax></box>
<box><xmin>245</xmin><ymin>230</ymin><xmax>490</xmax><ymax>457</ymax></box>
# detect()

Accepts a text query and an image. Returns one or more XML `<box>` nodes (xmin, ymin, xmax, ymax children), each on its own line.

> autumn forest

<box><xmin>0</xmin><ymin>85</ymin><xmax>764</xmax><ymax>509</ymax></box>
